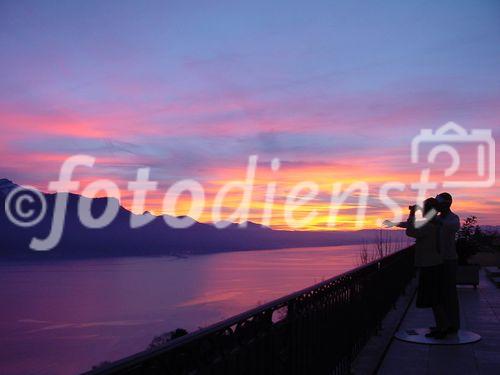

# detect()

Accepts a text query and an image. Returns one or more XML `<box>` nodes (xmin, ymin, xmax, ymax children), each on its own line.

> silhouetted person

<box><xmin>436</xmin><ymin>192</ymin><xmax>461</xmax><ymax>332</ymax></box>
<box><xmin>384</xmin><ymin>199</ymin><xmax>448</xmax><ymax>338</ymax></box>
<box><xmin>404</xmin><ymin>198</ymin><xmax>449</xmax><ymax>338</ymax></box>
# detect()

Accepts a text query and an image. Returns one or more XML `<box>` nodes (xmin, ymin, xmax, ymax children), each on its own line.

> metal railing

<box><xmin>85</xmin><ymin>246</ymin><xmax>415</xmax><ymax>375</ymax></box>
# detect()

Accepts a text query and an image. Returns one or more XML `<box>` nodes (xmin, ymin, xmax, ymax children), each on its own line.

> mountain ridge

<box><xmin>0</xmin><ymin>179</ymin><xmax>402</xmax><ymax>260</ymax></box>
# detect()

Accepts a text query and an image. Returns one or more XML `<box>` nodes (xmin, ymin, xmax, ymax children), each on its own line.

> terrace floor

<box><xmin>377</xmin><ymin>270</ymin><xmax>500</xmax><ymax>375</ymax></box>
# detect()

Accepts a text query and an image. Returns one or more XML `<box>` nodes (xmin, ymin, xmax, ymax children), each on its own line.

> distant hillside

<box><xmin>0</xmin><ymin>179</ymin><xmax>396</xmax><ymax>260</ymax></box>
<box><xmin>480</xmin><ymin>225</ymin><xmax>500</xmax><ymax>234</ymax></box>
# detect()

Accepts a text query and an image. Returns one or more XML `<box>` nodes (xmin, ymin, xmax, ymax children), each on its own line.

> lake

<box><xmin>0</xmin><ymin>244</ymin><xmax>366</xmax><ymax>375</ymax></box>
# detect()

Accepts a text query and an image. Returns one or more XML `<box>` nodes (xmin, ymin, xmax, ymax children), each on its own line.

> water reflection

<box><xmin>0</xmin><ymin>244</ymin><xmax>362</xmax><ymax>374</ymax></box>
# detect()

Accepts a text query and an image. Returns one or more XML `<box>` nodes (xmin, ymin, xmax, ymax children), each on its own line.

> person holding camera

<box><xmin>384</xmin><ymin>198</ymin><xmax>449</xmax><ymax>338</ymax></box>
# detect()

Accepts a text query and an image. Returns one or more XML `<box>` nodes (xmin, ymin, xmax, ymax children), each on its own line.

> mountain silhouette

<box><xmin>0</xmin><ymin>179</ymin><xmax>382</xmax><ymax>260</ymax></box>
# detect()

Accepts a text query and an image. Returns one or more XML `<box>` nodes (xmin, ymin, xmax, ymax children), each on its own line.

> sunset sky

<box><xmin>1</xmin><ymin>0</ymin><xmax>499</xmax><ymax>229</ymax></box>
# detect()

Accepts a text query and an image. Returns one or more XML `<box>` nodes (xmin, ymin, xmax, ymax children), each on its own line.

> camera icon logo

<box><xmin>411</xmin><ymin>122</ymin><xmax>495</xmax><ymax>188</ymax></box>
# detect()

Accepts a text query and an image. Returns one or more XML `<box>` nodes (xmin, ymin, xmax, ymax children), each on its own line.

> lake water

<box><xmin>0</xmin><ymin>244</ymin><xmax>365</xmax><ymax>375</ymax></box>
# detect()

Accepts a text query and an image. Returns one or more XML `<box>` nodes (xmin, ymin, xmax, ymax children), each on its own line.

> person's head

<box><xmin>423</xmin><ymin>197</ymin><xmax>438</xmax><ymax>217</ymax></box>
<box><xmin>436</xmin><ymin>192</ymin><xmax>453</xmax><ymax>212</ymax></box>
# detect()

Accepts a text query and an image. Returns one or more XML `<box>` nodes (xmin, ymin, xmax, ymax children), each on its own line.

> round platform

<box><xmin>395</xmin><ymin>328</ymin><xmax>481</xmax><ymax>345</ymax></box>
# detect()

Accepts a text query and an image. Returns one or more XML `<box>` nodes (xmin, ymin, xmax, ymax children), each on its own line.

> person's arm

<box><xmin>383</xmin><ymin>205</ymin><xmax>423</xmax><ymax>229</ymax></box>
<box><xmin>450</xmin><ymin>215</ymin><xmax>460</xmax><ymax>232</ymax></box>
<box><xmin>405</xmin><ymin>210</ymin><xmax>427</xmax><ymax>238</ymax></box>
<box><xmin>382</xmin><ymin>220</ymin><xmax>409</xmax><ymax>228</ymax></box>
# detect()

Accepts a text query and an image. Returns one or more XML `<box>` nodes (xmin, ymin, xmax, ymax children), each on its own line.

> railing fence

<box><xmin>86</xmin><ymin>246</ymin><xmax>415</xmax><ymax>375</ymax></box>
